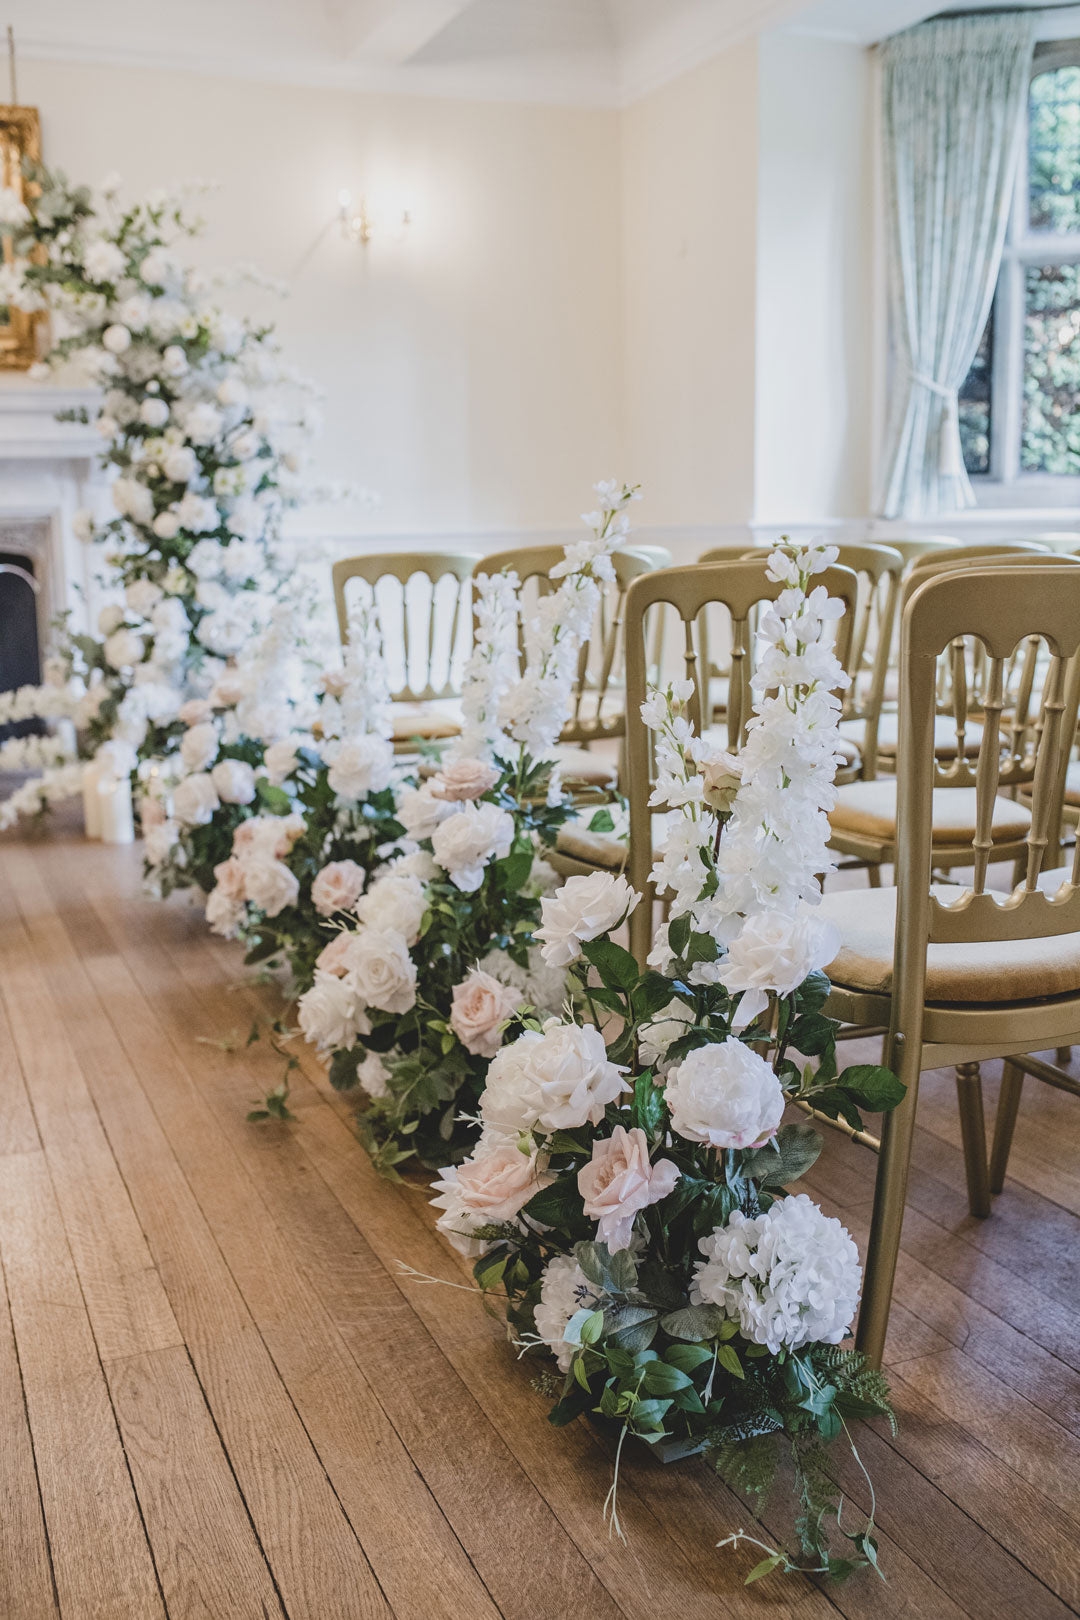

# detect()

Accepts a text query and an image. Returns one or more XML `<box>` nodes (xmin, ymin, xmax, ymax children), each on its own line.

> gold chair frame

<box><xmin>825</xmin><ymin>561</ymin><xmax>1080</xmax><ymax>1365</ymax></box>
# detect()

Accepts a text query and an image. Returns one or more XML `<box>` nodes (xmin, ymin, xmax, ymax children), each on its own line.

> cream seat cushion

<box><xmin>821</xmin><ymin>883</ymin><xmax>1080</xmax><ymax>1002</ymax></box>
<box><xmin>390</xmin><ymin>700</ymin><xmax>462</xmax><ymax>742</ymax></box>
<box><xmin>1064</xmin><ymin>762</ymin><xmax>1080</xmax><ymax>807</ymax></box>
<box><xmin>553</xmin><ymin>824</ymin><xmax>627</xmax><ymax>869</ymax></box>
<box><xmin>829</xmin><ymin>781</ymin><xmax>1031</xmax><ymax>845</ymax></box>
<box><xmin>838</xmin><ymin>713</ymin><xmax>983</xmax><ymax>759</ymax></box>
<box><xmin>551</xmin><ymin>746</ymin><xmax>619</xmax><ymax>791</ymax></box>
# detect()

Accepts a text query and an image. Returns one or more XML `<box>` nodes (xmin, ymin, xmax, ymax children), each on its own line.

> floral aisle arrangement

<box><xmin>424</xmin><ymin>541</ymin><xmax>905</xmax><ymax>1581</ymax></box>
<box><xmin>0</xmin><ymin>163</ymin><xmax>333</xmax><ymax>823</ymax></box>
<box><xmin>296</xmin><ymin>482</ymin><xmax>640</xmax><ymax>1175</ymax></box>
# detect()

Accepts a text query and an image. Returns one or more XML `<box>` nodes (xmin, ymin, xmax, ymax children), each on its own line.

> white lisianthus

<box><xmin>243</xmin><ymin>858</ymin><xmax>300</xmax><ymax>917</ymax></box>
<box><xmin>104</xmin><ymin>628</ymin><xmax>145</xmax><ymax>669</ymax></box>
<box><xmin>692</xmin><ymin>1194</ymin><xmax>861</xmax><ymax>1355</ymax></box>
<box><xmin>534</xmin><ymin>1255</ymin><xmax>600</xmax><ymax>1372</ymax></box>
<box><xmin>355</xmin><ymin>871</ymin><xmax>427</xmax><ymax>945</ymax></box>
<box><xmin>431</xmin><ymin>800</ymin><xmax>514</xmax><ymax>893</ymax></box>
<box><xmin>298</xmin><ymin>970</ymin><xmax>366</xmax><ymax>1052</ymax></box>
<box><xmin>717</xmin><ymin>911</ymin><xmax>841</xmax><ymax>1031</ymax></box>
<box><xmin>211</xmin><ymin>758</ymin><xmax>257</xmax><ymax>805</ymax></box>
<box><xmin>180</xmin><ymin>721</ymin><xmax>219</xmax><ymax>773</ymax></box>
<box><xmin>325</xmin><ymin>735</ymin><xmax>394</xmax><ymax>802</ymax></box>
<box><xmin>343</xmin><ymin>928</ymin><xmax>417</xmax><ymax>1015</ymax></box>
<box><xmin>172</xmin><ymin>772</ymin><xmax>220</xmax><ymax>826</ymax></box>
<box><xmin>536</xmin><ymin>872</ymin><xmax>640</xmax><ymax>968</ymax></box>
<box><xmin>396</xmin><ymin>782</ymin><xmax>457</xmax><ymax>842</ymax></box>
<box><xmin>664</xmin><ymin>1038</ymin><xmax>784</xmax><ymax>1150</ymax></box>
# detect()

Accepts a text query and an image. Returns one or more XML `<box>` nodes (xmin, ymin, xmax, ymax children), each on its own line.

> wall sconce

<box><xmin>338</xmin><ymin>188</ymin><xmax>411</xmax><ymax>247</ymax></box>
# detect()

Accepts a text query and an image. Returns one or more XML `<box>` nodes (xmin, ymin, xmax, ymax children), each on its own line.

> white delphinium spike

<box><xmin>336</xmin><ymin>598</ymin><xmax>393</xmax><ymax>741</ymax></box>
<box><xmin>452</xmin><ymin>569</ymin><xmax>520</xmax><ymax>763</ymax></box>
<box><xmin>501</xmin><ymin>481</ymin><xmax>640</xmax><ymax>758</ymax></box>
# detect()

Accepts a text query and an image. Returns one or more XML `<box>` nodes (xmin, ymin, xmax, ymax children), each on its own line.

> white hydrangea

<box><xmin>534</xmin><ymin>1255</ymin><xmax>601</xmax><ymax>1372</ymax></box>
<box><xmin>692</xmin><ymin>1194</ymin><xmax>862</xmax><ymax>1355</ymax></box>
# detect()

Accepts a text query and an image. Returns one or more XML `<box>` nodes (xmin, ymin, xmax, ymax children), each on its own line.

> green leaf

<box><xmin>664</xmin><ymin>1343</ymin><xmax>714</xmax><ymax>1373</ymax></box>
<box><xmin>685</xmin><ymin>930</ymin><xmax>719</xmax><ymax>965</ymax></box>
<box><xmin>328</xmin><ymin>1049</ymin><xmax>360</xmax><ymax>1092</ymax></box>
<box><xmin>667</xmin><ymin>913</ymin><xmax>691</xmax><ymax>959</ymax></box>
<box><xmin>745</xmin><ymin>1555</ymin><xmax>783</xmax><ymax>1585</ymax></box>
<box><xmin>629</xmin><ymin>1068</ymin><xmax>664</xmax><ymax>1137</ymax></box>
<box><xmin>641</xmin><ymin>1360</ymin><xmax>693</xmax><ymax>1395</ymax></box>
<box><xmin>787</xmin><ymin>1012</ymin><xmax>835</xmax><ymax>1058</ymax></box>
<box><xmin>837</xmin><ymin>1063</ymin><xmax>906</xmax><ymax>1113</ymax></box>
<box><xmin>497</xmin><ymin>850</ymin><xmax>533</xmax><ymax>892</ymax></box>
<box><xmin>255</xmin><ymin>779</ymin><xmax>292</xmax><ymax>814</ymax></box>
<box><xmin>795</xmin><ymin>969</ymin><xmax>831</xmax><ymax>1015</ymax></box>
<box><xmin>741</xmin><ymin>1122</ymin><xmax>822</xmax><ymax>1188</ymax></box>
<box><xmin>587</xmin><ymin>806</ymin><xmax>616</xmax><ymax>833</ymax></box>
<box><xmin>581</xmin><ymin>937</ymin><xmax>639</xmax><ymax>991</ymax></box>
<box><xmin>660</xmin><ymin>1303</ymin><xmax>727</xmax><ymax>1341</ymax></box>
<box><xmin>715</xmin><ymin>1343</ymin><xmax>745</xmax><ymax>1380</ymax></box>
<box><xmin>521</xmin><ymin>1175</ymin><xmax>586</xmax><ymax>1228</ymax></box>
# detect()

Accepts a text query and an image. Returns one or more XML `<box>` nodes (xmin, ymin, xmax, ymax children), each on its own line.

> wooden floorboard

<box><xmin>1</xmin><ymin>817</ymin><xmax>1078</xmax><ymax>1619</ymax></box>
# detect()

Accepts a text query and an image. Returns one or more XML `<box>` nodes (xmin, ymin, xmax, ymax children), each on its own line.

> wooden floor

<box><xmin>1</xmin><ymin>814</ymin><xmax>1078</xmax><ymax>1620</ymax></box>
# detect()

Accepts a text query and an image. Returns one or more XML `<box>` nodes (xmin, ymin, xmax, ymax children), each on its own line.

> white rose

<box><xmin>143</xmin><ymin>819</ymin><xmax>179</xmax><ymax>865</ymax></box>
<box><xmin>449</xmin><ymin>969</ymin><xmax>522</xmax><ymax>1058</ymax></box>
<box><xmin>343</xmin><ymin>928</ymin><xmax>417</xmax><ymax>1015</ymax></box>
<box><xmin>431</xmin><ymin>800</ymin><xmax>514</xmax><ymax>893</ymax></box>
<box><xmin>173</xmin><ymin>772</ymin><xmax>220</xmax><ymax>826</ymax></box>
<box><xmin>354</xmin><ymin>871</ymin><xmax>427</xmax><ymax>945</ymax></box>
<box><xmin>184</xmin><ymin>402</ymin><xmax>224</xmax><ymax>445</ymax></box>
<box><xmin>325</xmin><ymin>735</ymin><xmax>394</xmax><ymax>801</ymax></box>
<box><xmin>153</xmin><ymin>509</ymin><xmax>181</xmax><ymax>540</ymax></box>
<box><xmin>102</xmin><ymin>323</ymin><xmax>132</xmax><ymax>353</ymax></box>
<box><xmin>139</xmin><ymin>396</ymin><xmax>169</xmax><ymax>429</ymax></box>
<box><xmin>83</xmin><ymin>238</ymin><xmax>126</xmax><ymax>281</ymax></box>
<box><xmin>162</xmin><ymin>344</ymin><xmax>188</xmax><ymax>377</ymax></box>
<box><xmin>480</xmin><ymin>1020</ymin><xmax>629</xmax><ymax>1138</ymax></box>
<box><xmin>97</xmin><ymin>603</ymin><xmax>125</xmax><ymax>636</ymax></box>
<box><xmin>205</xmin><ymin>886</ymin><xmax>245</xmax><ymax>938</ymax></box>
<box><xmin>104</xmin><ymin>628</ymin><xmax>145</xmax><ymax>669</ymax></box>
<box><xmin>243</xmin><ymin>858</ymin><xmax>299</xmax><ymax>918</ymax></box>
<box><xmin>298</xmin><ymin>970</ymin><xmax>366</xmax><ymax>1052</ymax></box>
<box><xmin>432</xmin><ymin>758</ymin><xmax>500</xmax><ymax>801</ymax></box>
<box><xmin>180</xmin><ymin>721</ymin><xmax>219</xmax><ymax>772</ymax></box>
<box><xmin>396</xmin><ymin>782</ymin><xmax>457</xmax><ymax>842</ymax></box>
<box><xmin>262</xmin><ymin>738</ymin><xmax>306</xmax><ymax>785</ymax></box>
<box><xmin>211</xmin><ymin>758</ymin><xmax>257</xmax><ymax>805</ymax></box>
<box><xmin>536</xmin><ymin>872</ymin><xmax>640</xmax><ymax>967</ymax></box>
<box><xmin>664</xmin><ymin>1038</ymin><xmax>784</xmax><ymax>1150</ymax></box>
<box><xmin>163</xmin><ymin>445</ymin><xmax>197</xmax><ymax>484</ymax></box>
<box><xmin>718</xmin><ymin>911</ymin><xmax>841</xmax><ymax>1031</ymax></box>
<box><xmin>124</xmin><ymin>578</ymin><xmax>163</xmax><ymax>617</ymax></box>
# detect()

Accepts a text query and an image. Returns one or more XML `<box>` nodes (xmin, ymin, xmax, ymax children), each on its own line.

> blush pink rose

<box><xmin>449</xmin><ymin>969</ymin><xmax>523</xmax><ymax>1058</ymax></box>
<box><xmin>315</xmin><ymin>933</ymin><xmax>354</xmax><ymax>977</ymax></box>
<box><xmin>432</xmin><ymin>758</ymin><xmax>500</xmax><ymax>802</ymax></box>
<box><xmin>453</xmin><ymin>1145</ymin><xmax>554</xmax><ymax>1222</ymax></box>
<box><xmin>212</xmin><ymin>856</ymin><xmax>247</xmax><ymax>901</ymax></box>
<box><xmin>310</xmin><ymin>859</ymin><xmax>366</xmax><ymax>917</ymax></box>
<box><xmin>577</xmin><ymin>1125</ymin><xmax>680</xmax><ymax>1253</ymax></box>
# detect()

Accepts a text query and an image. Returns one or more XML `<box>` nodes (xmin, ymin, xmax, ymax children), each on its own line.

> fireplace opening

<box><xmin>0</xmin><ymin>550</ymin><xmax>43</xmax><ymax>741</ymax></box>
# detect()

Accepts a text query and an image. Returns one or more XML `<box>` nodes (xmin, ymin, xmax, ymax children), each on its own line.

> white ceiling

<box><xmin>11</xmin><ymin>0</ymin><xmax>1074</xmax><ymax>106</ymax></box>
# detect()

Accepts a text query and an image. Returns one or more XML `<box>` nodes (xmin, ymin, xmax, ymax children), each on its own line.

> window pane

<box><xmin>1022</xmin><ymin>262</ymin><xmax>1080</xmax><ymax>475</ymax></box>
<box><xmin>1029</xmin><ymin>64</ymin><xmax>1080</xmax><ymax>233</ymax></box>
<box><xmin>958</xmin><ymin>308</ymin><xmax>993</xmax><ymax>475</ymax></box>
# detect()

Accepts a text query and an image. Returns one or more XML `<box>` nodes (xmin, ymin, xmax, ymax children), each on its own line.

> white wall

<box><xmin>19</xmin><ymin>58</ymin><xmax>625</xmax><ymax>541</ymax></box>
<box><xmin>620</xmin><ymin>41</ymin><xmax>760</xmax><ymax>539</ymax></box>
<box><xmin>753</xmin><ymin>33</ymin><xmax>875</xmax><ymax>528</ymax></box>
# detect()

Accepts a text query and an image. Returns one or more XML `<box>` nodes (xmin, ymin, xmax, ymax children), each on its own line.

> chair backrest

<box><xmin>622</xmin><ymin>559</ymin><xmax>858</xmax><ymax>961</ymax></box>
<box><xmin>900</xmin><ymin>544</ymin><xmax>1065</xmax><ymax>615</ymax></box>
<box><xmin>332</xmin><ymin>551</ymin><xmax>479</xmax><ymax>703</ymax></box>
<box><xmin>894</xmin><ymin>564</ymin><xmax>1080</xmax><ymax>1029</ymax></box>
<box><xmin>874</xmin><ymin>535</ymin><xmax>960</xmax><ymax>567</ymax></box>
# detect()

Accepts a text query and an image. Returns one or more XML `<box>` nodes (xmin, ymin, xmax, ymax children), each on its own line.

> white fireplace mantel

<box><xmin>0</xmin><ymin>382</ymin><xmax>100</xmax><ymax>459</ymax></box>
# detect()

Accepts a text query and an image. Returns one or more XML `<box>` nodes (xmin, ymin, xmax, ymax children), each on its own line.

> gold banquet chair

<box><xmin>476</xmin><ymin>543</ymin><xmax>666</xmax><ymax>798</ymax></box>
<box><xmin>333</xmin><ymin>551</ymin><xmax>478</xmax><ymax>752</ymax></box>
<box><xmin>818</xmin><ymin>561</ymin><xmax>1080</xmax><ymax>1365</ymax></box>
<box><xmin>621</xmin><ymin>558</ymin><xmax>859</xmax><ymax>966</ymax></box>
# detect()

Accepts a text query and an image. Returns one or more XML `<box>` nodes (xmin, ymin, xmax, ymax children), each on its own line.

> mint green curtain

<box><xmin>880</xmin><ymin>15</ymin><xmax>1035</xmax><ymax>519</ymax></box>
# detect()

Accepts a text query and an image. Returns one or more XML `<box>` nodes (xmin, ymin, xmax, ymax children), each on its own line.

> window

<box><xmin>958</xmin><ymin>45</ymin><xmax>1080</xmax><ymax>487</ymax></box>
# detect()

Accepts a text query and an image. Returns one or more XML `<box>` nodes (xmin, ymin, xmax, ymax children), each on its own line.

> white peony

<box><xmin>355</xmin><ymin>871</ymin><xmax>427</xmax><ymax>944</ymax></box>
<box><xmin>692</xmin><ymin>1194</ymin><xmax>862</xmax><ymax>1355</ymax></box>
<box><xmin>325</xmin><ymin>735</ymin><xmax>394</xmax><ymax>802</ymax></box>
<box><xmin>431</xmin><ymin>800</ymin><xmax>514</xmax><ymax>892</ymax></box>
<box><xmin>536</xmin><ymin>872</ymin><xmax>640</xmax><ymax>967</ymax></box>
<box><xmin>534</xmin><ymin>1255</ymin><xmax>600</xmax><ymax>1372</ymax></box>
<box><xmin>211</xmin><ymin>758</ymin><xmax>257</xmax><ymax>805</ymax></box>
<box><xmin>104</xmin><ymin>628</ymin><xmax>145</xmax><ymax>669</ymax></box>
<box><xmin>243</xmin><ymin>858</ymin><xmax>300</xmax><ymax>917</ymax></box>
<box><xmin>172</xmin><ymin>772</ymin><xmax>220</xmax><ymax>826</ymax></box>
<box><xmin>180</xmin><ymin>721</ymin><xmax>219</xmax><ymax>773</ymax></box>
<box><xmin>664</xmin><ymin>1038</ymin><xmax>784</xmax><ymax>1150</ymax></box>
<box><xmin>343</xmin><ymin>928</ymin><xmax>417</xmax><ymax>1015</ymax></box>
<box><xmin>718</xmin><ymin>910</ymin><xmax>841</xmax><ymax>1031</ymax></box>
<box><xmin>480</xmin><ymin>1021</ymin><xmax>629</xmax><ymax>1139</ymax></box>
<box><xmin>298</xmin><ymin>970</ymin><xmax>366</xmax><ymax>1052</ymax></box>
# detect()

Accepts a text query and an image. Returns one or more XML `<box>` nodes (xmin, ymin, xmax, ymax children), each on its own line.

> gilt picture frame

<box><xmin>0</xmin><ymin>104</ymin><xmax>42</xmax><ymax>370</ymax></box>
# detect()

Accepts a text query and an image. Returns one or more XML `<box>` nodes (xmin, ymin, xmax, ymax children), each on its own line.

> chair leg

<box><xmin>989</xmin><ymin>1060</ymin><xmax>1025</xmax><ymax>1195</ymax></box>
<box><xmin>867</xmin><ymin>862</ymin><xmax>882</xmax><ymax>888</ymax></box>
<box><xmin>955</xmin><ymin>1061</ymin><xmax>991</xmax><ymax>1218</ymax></box>
<box><xmin>855</xmin><ymin>1037</ymin><xmax>922</xmax><ymax>1369</ymax></box>
<box><xmin>1055</xmin><ymin>1047</ymin><xmax>1071</xmax><ymax>1065</ymax></box>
